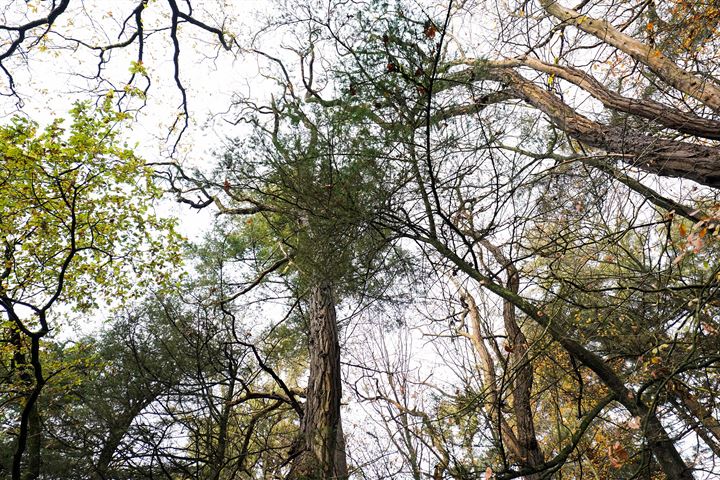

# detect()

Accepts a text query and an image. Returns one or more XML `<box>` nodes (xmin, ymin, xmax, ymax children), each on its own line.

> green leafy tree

<box><xmin>0</xmin><ymin>97</ymin><xmax>181</xmax><ymax>480</ymax></box>
<box><xmin>168</xmin><ymin>86</ymin><xmax>407</xmax><ymax>477</ymax></box>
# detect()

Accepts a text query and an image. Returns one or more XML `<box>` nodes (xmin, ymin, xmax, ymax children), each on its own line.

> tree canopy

<box><xmin>1</xmin><ymin>1</ymin><xmax>720</xmax><ymax>479</ymax></box>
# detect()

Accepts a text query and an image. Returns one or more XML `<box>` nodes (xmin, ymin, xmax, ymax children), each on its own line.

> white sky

<box><xmin>0</xmin><ymin>1</ymin><xmax>289</xmax><ymax>242</ymax></box>
<box><xmin>4</xmin><ymin>1</ymin><xmax>717</xmax><ymax>476</ymax></box>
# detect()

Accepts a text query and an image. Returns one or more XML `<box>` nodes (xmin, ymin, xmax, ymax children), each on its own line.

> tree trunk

<box><xmin>26</xmin><ymin>404</ymin><xmax>41</xmax><ymax>480</ymax></box>
<box><xmin>454</xmin><ymin>280</ymin><xmax>523</xmax><ymax>462</ymax></box>
<box><xmin>207</xmin><ymin>375</ymin><xmax>236</xmax><ymax>480</ymax></box>
<box><xmin>95</xmin><ymin>393</ymin><xmax>157</xmax><ymax>480</ymax></box>
<box><xmin>430</xmin><ymin>240</ymin><xmax>695</xmax><ymax>480</ymax></box>
<box><xmin>96</xmin><ymin>426</ymin><xmax>124</xmax><ymax>480</ymax></box>
<box><xmin>481</xmin><ymin>241</ymin><xmax>545</xmax><ymax>478</ymax></box>
<box><xmin>9</xmin><ymin>326</ymin><xmax>45</xmax><ymax>480</ymax></box>
<box><xmin>288</xmin><ymin>282</ymin><xmax>348</xmax><ymax>479</ymax></box>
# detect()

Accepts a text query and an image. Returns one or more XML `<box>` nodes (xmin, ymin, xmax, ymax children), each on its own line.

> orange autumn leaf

<box><xmin>424</xmin><ymin>20</ymin><xmax>437</xmax><ymax>39</ymax></box>
<box><xmin>608</xmin><ymin>441</ymin><xmax>629</xmax><ymax>468</ymax></box>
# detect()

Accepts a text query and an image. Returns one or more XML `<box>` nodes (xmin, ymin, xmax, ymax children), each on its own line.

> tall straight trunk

<box><xmin>288</xmin><ymin>282</ymin><xmax>348</xmax><ymax>479</ymax></box>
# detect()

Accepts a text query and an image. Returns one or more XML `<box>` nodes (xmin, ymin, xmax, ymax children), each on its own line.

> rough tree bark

<box><xmin>287</xmin><ymin>282</ymin><xmax>348</xmax><ymax>480</ymax></box>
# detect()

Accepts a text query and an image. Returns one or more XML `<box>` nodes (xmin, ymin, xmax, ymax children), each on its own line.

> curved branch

<box><xmin>540</xmin><ymin>0</ymin><xmax>720</xmax><ymax>111</ymax></box>
<box><xmin>423</xmin><ymin>235</ymin><xmax>694</xmax><ymax>480</ymax></box>
<box><xmin>444</xmin><ymin>62</ymin><xmax>720</xmax><ymax>188</ymax></box>
<box><xmin>518</xmin><ymin>56</ymin><xmax>720</xmax><ymax>140</ymax></box>
<box><xmin>0</xmin><ymin>0</ymin><xmax>71</xmax><ymax>93</ymax></box>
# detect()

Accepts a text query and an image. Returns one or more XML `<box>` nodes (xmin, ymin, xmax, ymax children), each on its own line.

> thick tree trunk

<box><xmin>288</xmin><ymin>283</ymin><xmax>348</xmax><ymax>479</ymax></box>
